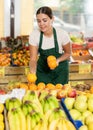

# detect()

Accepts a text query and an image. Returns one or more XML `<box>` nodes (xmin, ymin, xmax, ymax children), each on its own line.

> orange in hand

<box><xmin>47</xmin><ymin>55</ymin><xmax>58</xmax><ymax>69</ymax></box>
<box><xmin>27</xmin><ymin>73</ymin><xmax>37</xmax><ymax>83</ymax></box>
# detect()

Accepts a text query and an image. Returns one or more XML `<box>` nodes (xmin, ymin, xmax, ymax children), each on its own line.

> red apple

<box><xmin>0</xmin><ymin>89</ymin><xmax>6</xmax><ymax>95</ymax></box>
<box><xmin>68</xmin><ymin>89</ymin><xmax>77</xmax><ymax>98</ymax></box>
<box><xmin>57</xmin><ymin>90</ymin><xmax>67</xmax><ymax>99</ymax></box>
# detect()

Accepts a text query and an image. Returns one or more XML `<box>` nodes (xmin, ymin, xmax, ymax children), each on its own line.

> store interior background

<box><xmin>0</xmin><ymin>0</ymin><xmax>93</xmax><ymax>38</ymax></box>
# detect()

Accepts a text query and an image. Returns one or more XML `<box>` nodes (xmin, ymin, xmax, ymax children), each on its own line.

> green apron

<box><xmin>36</xmin><ymin>28</ymin><xmax>69</xmax><ymax>85</ymax></box>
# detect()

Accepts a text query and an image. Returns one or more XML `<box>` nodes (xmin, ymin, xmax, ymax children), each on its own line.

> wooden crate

<box><xmin>0</xmin><ymin>64</ymin><xmax>93</xmax><ymax>87</ymax></box>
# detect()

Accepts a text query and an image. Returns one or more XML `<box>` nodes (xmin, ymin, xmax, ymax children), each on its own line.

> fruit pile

<box><xmin>64</xmin><ymin>94</ymin><xmax>93</xmax><ymax>129</ymax></box>
<box><xmin>5</xmin><ymin>91</ymin><xmax>76</xmax><ymax>130</ymax></box>
<box><xmin>0</xmin><ymin>53</ymin><xmax>11</xmax><ymax>66</ymax></box>
<box><xmin>0</xmin><ymin>103</ymin><xmax>4</xmax><ymax>130</ymax></box>
<box><xmin>12</xmin><ymin>49</ymin><xmax>30</xmax><ymax>66</ymax></box>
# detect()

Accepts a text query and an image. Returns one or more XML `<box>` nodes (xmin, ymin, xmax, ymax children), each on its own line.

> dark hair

<box><xmin>36</xmin><ymin>6</ymin><xmax>53</xmax><ymax>19</ymax></box>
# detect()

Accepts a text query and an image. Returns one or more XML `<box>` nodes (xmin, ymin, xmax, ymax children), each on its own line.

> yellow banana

<box><xmin>8</xmin><ymin>110</ymin><xmax>16</xmax><ymax>130</ymax></box>
<box><xmin>13</xmin><ymin>98</ymin><xmax>21</xmax><ymax>109</ymax></box>
<box><xmin>40</xmin><ymin>120</ymin><xmax>48</xmax><ymax>130</ymax></box>
<box><xmin>34</xmin><ymin>122</ymin><xmax>42</xmax><ymax>130</ymax></box>
<box><xmin>65</xmin><ymin>119</ymin><xmax>76</xmax><ymax>130</ymax></box>
<box><xmin>57</xmin><ymin>118</ymin><xmax>67</xmax><ymax>130</ymax></box>
<box><xmin>5</xmin><ymin>98</ymin><xmax>10</xmax><ymax>110</ymax></box>
<box><xmin>17</xmin><ymin>108</ymin><xmax>26</xmax><ymax>130</ymax></box>
<box><xmin>26</xmin><ymin>114</ymin><xmax>32</xmax><ymax>130</ymax></box>
<box><xmin>8</xmin><ymin>101</ymin><xmax>14</xmax><ymax>111</ymax></box>
<box><xmin>48</xmin><ymin>119</ymin><xmax>59</xmax><ymax>130</ymax></box>
<box><xmin>14</xmin><ymin>112</ymin><xmax>21</xmax><ymax>130</ymax></box>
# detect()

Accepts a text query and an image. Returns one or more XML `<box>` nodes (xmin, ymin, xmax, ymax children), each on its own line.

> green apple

<box><xmin>69</xmin><ymin>109</ymin><xmax>81</xmax><ymax>120</ymax></box>
<box><xmin>85</xmin><ymin>114</ymin><xmax>93</xmax><ymax>125</ymax></box>
<box><xmin>76</xmin><ymin>95</ymin><xmax>87</xmax><ymax>102</ymax></box>
<box><xmin>82</xmin><ymin>110</ymin><xmax>92</xmax><ymax>120</ymax></box>
<box><xmin>64</xmin><ymin>97</ymin><xmax>75</xmax><ymax>110</ymax></box>
<box><xmin>74</xmin><ymin>100</ymin><xmax>87</xmax><ymax>112</ymax></box>
<box><xmin>87</xmin><ymin>98</ymin><xmax>93</xmax><ymax>112</ymax></box>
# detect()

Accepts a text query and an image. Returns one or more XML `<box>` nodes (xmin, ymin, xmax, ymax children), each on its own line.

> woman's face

<box><xmin>36</xmin><ymin>13</ymin><xmax>54</xmax><ymax>33</ymax></box>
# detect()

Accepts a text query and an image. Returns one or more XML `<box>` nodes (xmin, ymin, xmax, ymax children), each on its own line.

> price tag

<box><xmin>25</xmin><ymin>67</ymin><xmax>30</xmax><ymax>75</ymax></box>
<box><xmin>0</xmin><ymin>67</ymin><xmax>5</xmax><ymax>77</ymax></box>
<box><xmin>79</xmin><ymin>64</ymin><xmax>91</xmax><ymax>74</ymax></box>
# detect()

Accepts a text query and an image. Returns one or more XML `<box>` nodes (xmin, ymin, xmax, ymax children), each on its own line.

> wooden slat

<box><xmin>69</xmin><ymin>73</ymin><xmax>93</xmax><ymax>80</ymax></box>
<box><xmin>0</xmin><ymin>75</ymin><xmax>27</xmax><ymax>84</ymax></box>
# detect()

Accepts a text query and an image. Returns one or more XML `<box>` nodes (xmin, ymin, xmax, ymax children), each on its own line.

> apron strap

<box><xmin>53</xmin><ymin>28</ymin><xmax>59</xmax><ymax>52</ymax></box>
<box><xmin>38</xmin><ymin>28</ymin><xmax>59</xmax><ymax>53</ymax></box>
<box><xmin>38</xmin><ymin>31</ymin><xmax>43</xmax><ymax>51</ymax></box>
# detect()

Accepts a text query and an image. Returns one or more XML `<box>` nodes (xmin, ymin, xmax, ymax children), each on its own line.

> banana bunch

<box><xmin>56</xmin><ymin>117</ymin><xmax>76</xmax><ymax>130</ymax></box>
<box><xmin>26</xmin><ymin>110</ymin><xmax>47</xmax><ymax>130</ymax></box>
<box><xmin>8</xmin><ymin>108</ymin><xmax>26</xmax><ymax>130</ymax></box>
<box><xmin>5</xmin><ymin>97</ymin><xmax>22</xmax><ymax>111</ymax></box>
<box><xmin>48</xmin><ymin>108</ymin><xmax>67</xmax><ymax>130</ymax></box>
<box><xmin>22</xmin><ymin>100</ymin><xmax>43</xmax><ymax>116</ymax></box>
<box><xmin>22</xmin><ymin>90</ymin><xmax>43</xmax><ymax>114</ymax></box>
<box><xmin>46</xmin><ymin>107</ymin><xmax>76</xmax><ymax>130</ymax></box>
<box><xmin>40</xmin><ymin>94</ymin><xmax>60</xmax><ymax>114</ymax></box>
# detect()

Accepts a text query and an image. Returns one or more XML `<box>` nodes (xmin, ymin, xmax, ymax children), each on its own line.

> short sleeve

<box><xmin>29</xmin><ymin>29</ymin><xmax>40</xmax><ymax>46</ymax></box>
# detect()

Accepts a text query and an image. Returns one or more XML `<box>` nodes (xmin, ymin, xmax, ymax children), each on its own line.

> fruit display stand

<box><xmin>0</xmin><ymin>63</ymin><xmax>93</xmax><ymax>88</ymax></box>
<box><xmin>69</xmin><ymin>63</ymin><xmax>93</xmax><ymax>86</ymax></box>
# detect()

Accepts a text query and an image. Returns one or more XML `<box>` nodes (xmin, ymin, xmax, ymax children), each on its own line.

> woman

<box><xmin>29</xmin><ymin>6</ymin><xmax>71</xmax><ymax>85</ymax></box>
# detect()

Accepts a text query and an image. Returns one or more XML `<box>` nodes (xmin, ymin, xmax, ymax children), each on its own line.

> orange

<box><xmin>19</xmin><ymin>83</ymin><xmax>28</xmax><ymax>90</ymax></box>
<box><xmin>37</xmin><ymin>82</ymin><xmax>46</xmax><ymax>90</ymax></box>
<box><xmin>55</xmin><ymin>83</ymin><xmax>63</xmax><ymax>89</ymax></box>
<box><xmin>27</xmin><ymin>73</ymin><xmax>37</xmax><ymax>83</ymax></box>
<box><xmin>46</xmin><ymin>83</ymin><xmax>55</xmax><ymax>90</ymax></box>
<box><xmin>28</xmin><ymin>83</ymin><xmax>37</xmax><ymax>90</ymax></box>
<box><xmin>47</xmin><ymin>55</ymin><xmax>56</xmax><ymax>62</ymax></box>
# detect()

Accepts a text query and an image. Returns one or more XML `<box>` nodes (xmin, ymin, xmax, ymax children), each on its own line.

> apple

<box><xmin>87</xmin><ymin>98</ymin><xmax>93</xmax><ymax>112</ymax></box>
<box><xmin>69</xmin><ymin>109</ymin><xmax>81</xmax><ymax>120</ymax></box>
<box><xmin>74</xmin><ymin>100</ymin><xmax>87</xmax><ymax>112</ymax></box>
<box><xmin>0</xmin><ymin>89</ymin><xmax>6</xmax><ymax>95</ymax></box>
<box><xmin>57</xmin><ymin>90</ymin><xmax>67</xmax><ymax>99</ymax></box>
<box><xmin>67</xmin><ymin>89</ymin><xmax>77</xmax><ymax>98</ymax></box>
<box><xmin>85</xmin><ymin>114</ymin><xmax>93</xmax><ymax>125</ymax></box>
<box><xmin>82</xmin><ymin>110</ymin><xmax>92</xmax><ymax>120</ymax></box>
<box><xmin>64</xmin><ymin>97</ymin><xmax>75</xmax><ymax>110</ymax></box>
<box><xmin>76</xmin><ymin>95</ymin><xmax>87</xmax><ymax>102</ymax></box>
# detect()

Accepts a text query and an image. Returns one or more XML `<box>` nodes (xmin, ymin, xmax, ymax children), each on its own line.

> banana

<box><xmin>17</xmin><ymin>108</ymin><xmax>26</xmax><ymax>130</ymax></box>
<box><xmin>22</xmin><ymin>103</ymin><xmax>29</xmax><ymax>116</ymax></box>
<box><xmin>5</xmin><ymin>98</ymin><xmax>10</xmax><ymax>110</ymax></box>
<box><xmin>26</xmin><ymin>114</ymin><xmax>32</xmax><ymax>130</ymax></box>
<box><xmin>30</xmin><ymin>114</ymin><xmax>37</xmax><ymax>129</ymax></box>
<box><xmin>65</xmin><ymin>119</ymin><xmax>76</xmax><ymax>130</ymax></box>
<box><xmin>8</xmin><ymin>101</ymin><xmax>14</xmax><ymax>111</ymax></box>
<box><xmin>8</xmin><ymin>110</ymin><xmax>16</xmax><ymax>130</ymax></box>
<box><xmin>57</xmin><ymin>118</ymin><xmax>67</xmax><ymax>130</ymax></box>
<box><xmin>48</xmin><ymin>95</ymin><xmax>59</xmax><ymax>108</ymax></box>
<box><xmin>40</xmin><ymin>119</ymin><xmax>48</xmax><ymax>130</ymax></box>
<box><xmin>22</xmin><ymin>90</ymin><xmax>31</xmax><ymax>103</ymax></box>
<box><xmin>14</xmin><ymin>111</ymin><xmax>21</xmax><ymax>130</ymax></box>
<box><xmin>34</xmin><ymin>123</ymin><xmax>41</xmax><ymax>130</ymax></box>
<box><xmin>43</xmin><ymin>98</ymin><xmax>50</xmax><ymax>114</ymax></box>
<box><xmin>48</xmin><ymin>119</ymin><xmax>59</xmax><ymax>130</ymax></box>
<box><xmin>13</xmin><ymin>98</ymin><xmax>21</xmax><ymax>108</ymax></box>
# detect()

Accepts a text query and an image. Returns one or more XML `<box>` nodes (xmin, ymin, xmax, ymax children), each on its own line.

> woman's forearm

<box><xmin>29</xmin><ymin>59</ymin><xmax>37</xmax><ymax>74</ymax></box>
